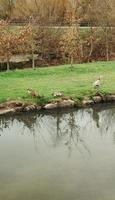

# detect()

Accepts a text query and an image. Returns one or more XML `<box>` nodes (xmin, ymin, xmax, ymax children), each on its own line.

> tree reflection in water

<box><xmin>0</xmin><ymin>104</ymin><xmax>115</xmax><ymax>156</ymax></box>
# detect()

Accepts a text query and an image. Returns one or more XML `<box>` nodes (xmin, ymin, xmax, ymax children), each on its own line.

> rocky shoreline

<box><xmin>0</xmin><ymin>93</ymin><xmax>115</xmax><ymax>116</ymax></box>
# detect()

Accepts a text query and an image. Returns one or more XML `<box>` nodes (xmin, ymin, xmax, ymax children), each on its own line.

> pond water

<box><xmin>0</xmin><ymin>104</ymin><xmax>115</xmax><ymax>200</ymax></box>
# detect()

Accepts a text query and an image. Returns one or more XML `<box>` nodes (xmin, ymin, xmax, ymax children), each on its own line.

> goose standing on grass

<box><xmin>93</xmin><ymin>76</ymin><xmax>102</xmax><ymax>89</ymax></box>
<box><xmin>27</xmin><ymin>89</ymin><xmax>39</xmax><ymax>97</ymax></box>
<box><xmin>52</xmin><ymin>91</ymin><xmax>62</xmax><ymax>97</ymax></box>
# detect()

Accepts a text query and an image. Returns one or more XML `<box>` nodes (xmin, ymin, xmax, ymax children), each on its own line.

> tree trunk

<box><xmin>88</xmin><ymin>37</ymin><xmax>93</xmax><ymax>62</ymax></box>
<box><xmin>70</xmin><ymin>54</ymin><xmax>74</xmax><ymax>71</ymax></box>
<box><xmin>88</xmin><ymin>27</ymin><xmax>93</xmax><ymax>62</ymax></box>
<box><xmin>80</xmin><ymin>42</ymin><xmax>84</xmax><ymax>58</ymax></box>
<box><xmin>6</xmin><ymin>57</ymin><xmax>10</xmax><ymax>71</ymax></box>
<box><xmin>105</xmin><ymin>28</ymin><xmax>109</xmax><ymax>61</ymax></box>
<box><xmin>32</xmin><ymin>51</ymin><xmax>35</xmax><ymax>69</ymax></box>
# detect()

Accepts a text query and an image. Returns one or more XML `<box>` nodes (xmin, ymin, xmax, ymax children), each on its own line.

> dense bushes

<box><xmin>0</xmin><ymin>20</ymin><xmax>115</xmax><ymax>71</ymax></box>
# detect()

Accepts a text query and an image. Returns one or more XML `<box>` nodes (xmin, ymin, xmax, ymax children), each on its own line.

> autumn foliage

<box><xmin>0</xmin><ymin>0</ymin><xmax>115</xmax><ymax>71</ymax></box>
<box><xmin>0</xmin><ymin>21</ymin><xmax>32</xmax><ymax>70</ymax></box>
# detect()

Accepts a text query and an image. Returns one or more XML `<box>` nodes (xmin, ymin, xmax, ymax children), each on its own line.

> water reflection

<box><xmin>0</xmin><ymin>104</ymin><xmax>115</xmax><ymax>156</ymax></box>
<box><xmin>0</xmin><ymin>104</ymin><xmax>115</xmax><ymax>200</ymax></box>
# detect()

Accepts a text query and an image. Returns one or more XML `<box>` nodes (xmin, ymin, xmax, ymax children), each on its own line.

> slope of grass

<box><xmin>0</xmin><ymin>61</ymin><xmax>115</xmax><ymax>104</ymax></box>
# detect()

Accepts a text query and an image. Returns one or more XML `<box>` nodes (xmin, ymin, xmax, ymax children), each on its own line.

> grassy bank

<box><xmin>0</xmin><ymin>61</ymin><xmax>115</xmax><ymax>104</ymax></box>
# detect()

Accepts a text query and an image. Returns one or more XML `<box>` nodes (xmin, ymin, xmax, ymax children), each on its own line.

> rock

<box><xmin>105</xmin><ymin>94</ymin><xmax>115</xmax><ymax>102</ymax></box>
<box><xmin>44</xmin><ymin>103</ymin><xmax>57</xmax><ymax>109</ymax></box>
<box><xmin>0</xmin><ymin>101</ymin><xmax>41</xmax><ymax>115</ymax></box>
<box><xmin>74</xmin><ymin>101</ymin><xmax>81</xmax><ymax>107</ymax></box>
<box><xmin>35</xmin><ymin>105</ymin><xmax>41</xmax><ymax>110</ymax></box>
<box><xmin>58</xmin><ymin>99</ymin><xmax>75</xmax><ymax>108</ymax></box>
<box><xmin>0</xmin><ymin>101</ymin><xmax>24</xmax><ymax>110</ymax></box>
<box><xmin>23</xmin><ymin>104</ymin><xmax>41</xmax><ymax>112</ymax></box>
<box><xmin>24</xmin><ymin>105</ymin><xmax>35</xmax><ymax>111</ymax></box>
<box><xmin>15</xmin><ymin>107</ymin><xmax>23</xmax><ymax>112</ymax></box>
<box><xmin>5</xmin><ymin>100</ymin><xmax>24</xmax><ymax>108</ymax></box>
<box><xmin>0</xmin><ymin>108</ymin><xmax>15</xmax><ymax>115</ymax></box>
<box><xmin>0</xmin><ymin>103</ymin><xmax>6</xmax><ymax>109</ymax></box>
<box><xmin>82</xmin><ymin>99</ymin><xmax>94</xmax><ymax>106</ymax></box>
<box><xmin>62</xmin><ymin>96</ymin><xmax>72</xmax><ymax>100</ymax></box>
<box><xmin>92</xmin><ymin>96</ymin><xmax>102</xmax><ymax>103</ymax></box>
<box><xmin>44</xmin><ymin>99</ymin><xmax>75</xmax><ymax>110</ymax></box>
<box><xmin>82</xmin><ymin>97</ymin><xmax>94</xmax><ymax>106</ymax></box>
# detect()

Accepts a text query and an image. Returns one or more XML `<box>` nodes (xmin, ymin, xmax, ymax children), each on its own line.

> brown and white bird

<box><xmin>93</xmin><ymin>76</ymin><xmax>102</xmax><ymax>89</ymax></box>
<box><xmin>52</xmin><ymin>91</ymin><xmax>62</xmax><ymax>97</ymax></box>
<box><xmin>27</xmin><ymin>89</ymin><xmax>39</xmax><ymax>97</ymax></box>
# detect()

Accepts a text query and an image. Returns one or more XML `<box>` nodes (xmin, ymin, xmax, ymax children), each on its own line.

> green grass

<box><xmin>0</xmin><ymin>61</ymin><xmax>115</xmax><ymax>104</ymax></box>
